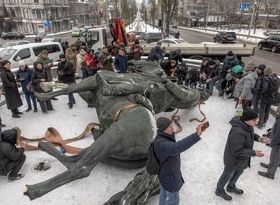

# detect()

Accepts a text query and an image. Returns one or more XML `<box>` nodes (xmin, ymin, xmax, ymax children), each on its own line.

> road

<box><xmin>1</xmin><ymin>30</ymin><xmax>279</xmax><ymax>74</ymax></box>
<box><xmin>176</xmin><ymin>28</ymin><xmax>280</xmax><ymax>74</ymax></box>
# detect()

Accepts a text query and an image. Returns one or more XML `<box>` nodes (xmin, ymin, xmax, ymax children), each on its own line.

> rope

<box><xmin>15</xmin><ymin>123</ymin><xmax>101</xmax><ymax>154</ymax></box>
<box><xmin>189</xmin><ymin>102</ymin><xmax>206</xmax><ymax>123</ymax></box>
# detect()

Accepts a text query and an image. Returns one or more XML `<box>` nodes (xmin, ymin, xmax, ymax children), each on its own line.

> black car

<box><xmin>143</xmin><ymin>32</ymin><xmax>163</xmax><ymax>43</ymax></box>
<box><xmin>34</xmin><ymin>33</ymin><xmax>46</xmax><ymax>42</ymax></box>
<box><xmin>258</xmin><ymin>35</ymin><xmax>280</xmax><ymax>53</ymax></box>
<box><xmin>213</xmin><ymin>32</ymin><xmax>236</xmax><ymax>43</ymax></box>
<box><xmin>2</xmin><ymin>32</ymin><xmax>25</xmax><ymax>40</ymax></box>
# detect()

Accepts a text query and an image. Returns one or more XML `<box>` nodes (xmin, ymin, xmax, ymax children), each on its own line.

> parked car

<box><xmin>143</xmin><ymin>32</ymin><xmax>163</xmax><ymax>43</ymax></box>
<box><xmin>34</xmin><ymin>33</ymin><xmax>46</xmax><ymax>42</ymax></box>
<box><xmin>2</xmin><ymin>32</ymin><xmax>25</xmax><ymax>40</ymax></box>
<box><xmin>0</xmin><ymin>42</ymin><xmax>63</xmax><ymax>70</ymax></box>
<box><xmin>2</xmin><ymin>40</ymin><xmax>30</xmax><ymax>47</ymax></box>
<box><xmin>213</xmin><ymin>32</ymin><xmax>237</xmax><ymax>43</ymax></box>
<box><xmin>42</xmin><ymin>33</ymin><xmax>61</xmax><ymax>43</ymax></box>
<box><xmin>258</xmin><ymin>35</ymin><xmax>280</xmax><ymax>53</ymax></box>
<box><xmin>71</xmin><ymin>29</ymin><xmax>82</xmax><ymax>37</ymax></box>
<box><xmin>263</xmin><ymin>30</ymin><xmax>280</xmax><ymax>36</ymax></box>
<box><xmin>158</xmin><ymin>38</ymin><xmax>188</xmax><ymax>45</ymax></box>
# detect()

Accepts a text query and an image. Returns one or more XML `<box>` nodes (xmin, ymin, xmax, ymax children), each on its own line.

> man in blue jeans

<box><xmin>216</xmin><ymin>108</ymin><xmax>266</xmax><ymax>201</ymax></box>
<box><xmin>154</xmin><ymin>117</ymin><xmax>205</xmax><ymax>205</ymax></box>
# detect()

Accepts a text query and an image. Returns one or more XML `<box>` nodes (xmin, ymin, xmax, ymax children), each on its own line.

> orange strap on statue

<box><xmin>171</xmin><ymin>108</ymin><xmax>182</xmax><ymax>134</ymax></box>
<box><xmin>15</xmin><ymin>123</ymin><xmax>101</xmax><ymax>154</ymax></box>
<box><xmin>189</xmin><ymin>102</ymin><xmax>206</xmax><ymax>123</ymax></box>
<box><xmin>113</xmin><ymin>103</ymin><xmax>139</xmax><ymax>122</ymax></box>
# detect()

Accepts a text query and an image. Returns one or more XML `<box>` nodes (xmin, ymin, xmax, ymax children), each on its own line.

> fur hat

<box><xmin>244</xmin><ymin>61</ymin><xmax>256</xmax><ymax>72</ymax></box>
<box><xmin>240</xmin><ymin>108</ymin><xmax>258</xmax><ymax>121</ymax></box>
<box><xmin>156</xmin><ymin>117</ymin><xmax>172</xmax><ymax>132</ymax></box>
<box><xmin>264</xmin><ymin>66</ymin><xmax>273</xmax><ymax>76</ymax></box>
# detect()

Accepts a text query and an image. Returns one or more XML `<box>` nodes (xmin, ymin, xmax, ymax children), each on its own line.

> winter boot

<box><xmin>226</xmin><ymin>186</ymin><xmax>244</xmax><ymax>195</ymax></box>
<box><xmin>215</xmin><ymin>189</ymin><xmax>232</xmax><ymax>201</ymax></box>
<box><xmin>260</xmin><ymin>162</ymin><xmax>269</xmax><ymax>169</ymax></box>
<box><xmin>34</xmin><ymin>107</ymin><xmax>38</xmax><ymax>112</ymax></box>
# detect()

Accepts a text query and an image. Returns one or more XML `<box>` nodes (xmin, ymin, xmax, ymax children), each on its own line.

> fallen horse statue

<box><xmin>24</xmin><ymin>60</ymin><xmax>209</xmax><ymax>203</ymax></box>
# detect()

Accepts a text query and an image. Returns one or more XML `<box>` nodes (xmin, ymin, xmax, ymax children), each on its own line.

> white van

<box><xmin>84</xmin><ymin>27</ymin><xmax>113</xmax><ymax>51</ymax></box>
<box><xmin>0</xmin><ymin>42</ymin><xmax>63</xmax><ymax>71</ymax></box>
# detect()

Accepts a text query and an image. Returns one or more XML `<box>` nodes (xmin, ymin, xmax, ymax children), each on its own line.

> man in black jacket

<box><xmin>57</xmin><ymin>54</ymin><xmax>76</xmax><ymax>109</ymax></box>
<box><xmin>154</xmin><ymin>117</ymin><xmax>205</xmax><ymax>205</ymax></box>
<box><xmin>0</xmin><ymin>128</ymin><xmax>26</xmax><ymax>182</ymax></box>
<box><xmin>216</xmin><ymin>108</ymin><xmax>266</xmax><ymax>201</ymax></box>
<box><xmin>258</xmin><ymin>105</ymin><xmax>280</xmax><ymax>179</ymax></box>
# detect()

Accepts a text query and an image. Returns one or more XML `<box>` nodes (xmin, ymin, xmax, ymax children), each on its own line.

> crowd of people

<box><xmin>0</xmin><ymin>38</ymin><xmax>279</xmax><ymax>205</ymax></box>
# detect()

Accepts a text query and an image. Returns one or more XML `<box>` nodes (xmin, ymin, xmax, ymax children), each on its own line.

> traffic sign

<box><xmin>240</xmin><ymin>3</ymin><xmax>250</xmax><ymax>10</ymax></box>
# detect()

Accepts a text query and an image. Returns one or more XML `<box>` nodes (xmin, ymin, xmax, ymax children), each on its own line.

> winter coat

<box><xmin>0</xmin><ymin>129</ymin><xmax>24</xmax><ymax>175</ymax></box>
<box><xmin>130</xmin><ymin>44</ymin><xmax>143</xmax><ymax>60</ymax></box>
<box><xmin>100</xmin><ymin>53</ymin><xmax>113</xmax><ymax>71</ymax></box>
<box><xmin>270</xmin><ymin>117</ymin><xmax>280</xmax><ymax>146</ymax></box>
<box><xmin>31</xmin><ymin>66</ymin><xmax>49</xmax><ymax>93</ymax></box>
<box><xmin>36</xmin><ymin>54</ymin><xmax>53</xmax><ymax>82</ymax></box>
<box><xmin>76</xmin><ymin>49</ymin><xmax>86</xmax><ymax>75</ymax></box>
<box><xmin>84</xmin><ymin>54</ymin><xmax>98</xmax><ymax>69</ymax></box>
<box><xmin>224</xmin><ymin>117</ymin><xmax>260</xmax><ymax>171</ymax></box>
<box><xmin>57</xmin><ymin>61</ymin><xmax>75</xmax><ymax>84</ymax></box>
<box><xmin>1</xmin><ymin>68</ymin><xmax>23</xmax><ymax>110</ymax></box>
<box><xmin>65</xmin><ymin>47</ymin><xmax>77</xmax><ymax>71</ymax></box>
<box><xmin>16</xmin><ymin>65</ymin><xmax>33</xmax><ymax>93</ymax></box>
<box><xmin>223</xmin><ymin>55</ymin><xmax>239</xmax><ymax>69</ymax></box>
<box><xmin>154</xmin><ymin>131</ymin><xmax>201</xmax><ymax>192</ymax></box>
<box><xmin>148</xmin><ymin>46</ymin><xmax>163</xmax><ymax>62</ymax></box>
<box><xmin>233</xmin><ymin>71</ymin><xmax>258</xmax><ymax>101</ymax></box>
<box><xmin>114</xmin><ymin>54</ymin><xmax>128</xmax><ymax>73</ymax></box>
<box><xmin>260</xmin><ymin>75</ymin><xmax>280</xmax><ymax>104</ymax></box>
<box><xmin>161</xmin><ymin>61</ymin><xmax>177</xmax><ymax>76</ymax></box>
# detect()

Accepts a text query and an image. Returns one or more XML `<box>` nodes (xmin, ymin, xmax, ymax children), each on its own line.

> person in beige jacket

<box><xmin>65</xmin><ymin>44</ymin><xmax>78</xmax><ymax>71</ymax></box>
<box><xmin>76</xmin><ymin>49</ymin><xmax>86</xmax><ymax>77</ymax></box>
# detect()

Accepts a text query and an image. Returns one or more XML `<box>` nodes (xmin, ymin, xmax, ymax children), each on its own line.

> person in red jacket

<box><xmin>84</xmin><ymin>49</ymin><xmax>98</xmax><ymax>76</ymax></box>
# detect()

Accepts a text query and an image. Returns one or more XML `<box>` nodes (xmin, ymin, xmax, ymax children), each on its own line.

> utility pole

<box><xmin>247</xmin><ymin>2</ymin><xmax>257</xmax><ymax>38</ymax></box>
<box><xmin>205</xmin><ymin>0</ymin><xmax>211</xmax><ymax>29</ymax></box>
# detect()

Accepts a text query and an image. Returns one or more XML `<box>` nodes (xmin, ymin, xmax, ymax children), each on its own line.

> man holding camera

<box><xmin>154</xmin><ymin>117</ymin><xmax>206</xmax><ymax>205</ymax></box>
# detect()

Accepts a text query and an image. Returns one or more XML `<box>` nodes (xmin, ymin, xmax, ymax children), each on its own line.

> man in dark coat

<box><xmin>154</xmin><ymin>117</ymin><xmax>205</xmax><ymax>205</ymax></box>
<box><xmin>257</xmin><ymin>67</ymin><xmax>280</xmax><ymax>129</ymax></box>
<box><xmin>57</xmin><ymin>54</ymin><xmax>76</xmax><ymax>108</ymax></box>
<box><xmin>0</xmin><ymin>60</ymin><xmax>23</xmax><ymax>118</ymax></box>
<box><xmin>114</xmin><ymin>48</ymin><xmax>128</xmax><ymax>73</ymax></box>
<box><xmin>0</xmin><ymin>128</ymin><xmax>26</xmax><ymax>182</ymax></box>
<box><xmin>258</xmin><ymin>105</ymin><xmax>280</xmax><ymax>179</ymax></box>
<box><xmin>148</xmin><ymin>42</ymin><xmax>164</xmax><ymax>62</ymax></box>
<box><xmin>216</xmin><ymin>108</ymin><xmax>266</xmax><ymax>201</ymax></box>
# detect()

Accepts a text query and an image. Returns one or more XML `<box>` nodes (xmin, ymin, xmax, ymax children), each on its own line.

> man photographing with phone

<box><xmin>216</xmin><ymin>108</ymin><xmax>266</xmax><ymax>201</ymax></box>
<box><xmin>154</xmin><ymin>117</ymin><xmax>207</xmax><ymax>205</ymax></box>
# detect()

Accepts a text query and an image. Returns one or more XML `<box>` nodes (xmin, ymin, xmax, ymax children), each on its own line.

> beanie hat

<box><xmin>59</xmin><ymin>54</ymin><xmax>65</xmax><ymax>59</ymax></box>
<box><xmin>156</xmin><ymin>117</ymin><xmax>172</xmax><ymax>132</ymax></box>
<box><xmin>18</xmin><ymin>60</ymin><xmax>25</xmax><ymax>67</ymax></box>
<box><xmin>264</xmin><ymin>66</ymin><xmax>273</xmax><ymax>76</ymax></box>
<box><xmin>240</xmin><ymin>108</ymin><xmax>258</xmax><ymax>121</ymax></box>
<box><xmin>258</xmin><ymin>64</ymin><xmax>266</xmax><ymax>71</ymax></box>
<box><xmin>208</xmin><ymin>60</ymin><xmax>216</xmax><ymax>66</ymax></box>
<box><xmin>244</xmin><ymin>61</ymin><xmax>256</xmax><ymax>72</ymax></box>
<box><xmin>227</xmin><ymin>51</ymin><xmax>234</xmax><ymax>56</ymax></box>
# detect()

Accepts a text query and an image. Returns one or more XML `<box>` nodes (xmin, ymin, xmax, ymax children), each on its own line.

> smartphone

<box><xmin>201</xmin><ymin>121</ymin><xmax>209</xmax><ymax>131</ymax></box>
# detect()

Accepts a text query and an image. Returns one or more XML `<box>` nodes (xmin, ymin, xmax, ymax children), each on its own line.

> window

<box><xmin>32</xmin><ymin>44</ymin><xmax>61</xmax><ymax>56</ymax></box>
<box><xmin>36</xmin><ymin>10</ymin><xmax>41</xmax><ymax>19</ymax></box>
<box><xmin>13</xmin><ymin>48</ymin><xmax>31</xmax><ymax>60</ymax></box>
<box><xmin>34</xmin><ymin>0</ymin><xmax>39</xmax><ymax>3</ymax></box>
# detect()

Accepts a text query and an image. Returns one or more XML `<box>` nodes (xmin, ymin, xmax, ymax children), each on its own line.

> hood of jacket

<box><xmin>1</xmin><ymin>129</ymin><xmax>18</xmax><ymax>144</ymax></box>
<box><xmin>229</xmin><ymin>117</ymin><xmax>253</xmax><ymax>133</ymax></box>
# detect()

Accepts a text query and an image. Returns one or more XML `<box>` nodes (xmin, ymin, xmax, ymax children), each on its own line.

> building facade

<box><xmin>3</xmin><ymin>0</ymin><xmax>97</xmax><ymax>34</ymax></box>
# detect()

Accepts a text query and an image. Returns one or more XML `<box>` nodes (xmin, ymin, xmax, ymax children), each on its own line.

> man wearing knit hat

<box><xmin>257</xmin><ymin>66</ymin><xmax>280</xmax><ymax>129</ymax></box>
<box><xmin>233</xmin><ymin>62</ymin><xmax>261</xmax><ymax>109</ymax></box>
<box><xmin>153</xmin><ymin>117</ymin><xmax>205</xmax><ymax>205</ymax></box>
<box><xmin>216</xmin><ymin>108</ymin><xmax>266</xmax><ymax>201</ymax></box>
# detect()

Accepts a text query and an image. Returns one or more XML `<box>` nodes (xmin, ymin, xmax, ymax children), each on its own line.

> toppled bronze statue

<box><xmin>24</xmin><ymin>60</ymin><xmax>209</xmax><ymax>203</ymax></box>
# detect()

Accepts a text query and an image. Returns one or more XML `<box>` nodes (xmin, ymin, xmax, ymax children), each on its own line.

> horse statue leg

<box><xmin>24</xmin><ymin>106</ymin><xmax>155</xmax><ymax>201</ymax></box>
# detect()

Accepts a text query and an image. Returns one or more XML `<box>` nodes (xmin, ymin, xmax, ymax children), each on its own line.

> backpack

<box><xmin>231</xmin><ymin>65</ymin><xmax>243</xmax><ymax>74</ymax></box>
<box><xmin>267</xmin><ymin>74</ymin><xmax>280</xmax><ymax>94</ymax></box>
<box><xmin>146</xmin><ymin>140</ymin><xmax>168</xmax><ymax>175</ymax></box>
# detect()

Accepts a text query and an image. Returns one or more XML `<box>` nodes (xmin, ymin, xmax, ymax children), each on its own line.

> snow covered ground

<box><xmin>126</xmin><ymin>20</ymin><xmax>161</xmax><ymax>33</ymax></box>
<box><xmin>0</xmin><ymin>87</ymin><xmax>279</xmax><ymax>205</ymax></box>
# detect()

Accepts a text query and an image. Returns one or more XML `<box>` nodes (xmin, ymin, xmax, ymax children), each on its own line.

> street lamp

<box><xmin>205</xmin><ymin>0</ymin><xmax>211</xmax><ymax>29</ymax></box>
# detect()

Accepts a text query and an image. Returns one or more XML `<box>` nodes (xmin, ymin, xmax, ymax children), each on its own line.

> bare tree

<box><xmin>159</xmin><ymin>0</ymin><xmax>178</xmax><ymax>36</ymax></box>
<box><xmin>263</xmin><ymin>0</ymin><xmax>279</xmax><ymax>28</ymax></box>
